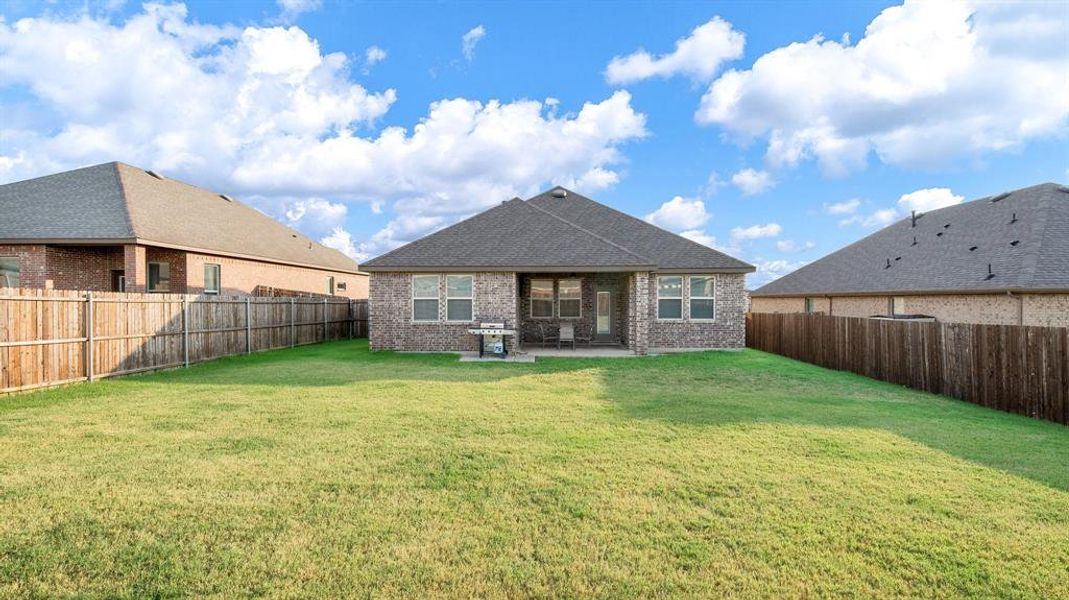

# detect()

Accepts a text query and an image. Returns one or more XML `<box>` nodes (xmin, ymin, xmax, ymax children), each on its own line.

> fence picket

<box><xmin>746</xmin><ymin>312</ymin><xmax>1068</xmax><ymax>425</ymax></box>
<box><xmin>0</xmin><ymin>288</ymin><xmax>369</xmax><ymax>394</ymax></box>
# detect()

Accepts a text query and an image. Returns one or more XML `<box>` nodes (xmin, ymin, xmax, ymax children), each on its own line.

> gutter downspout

<box><xmin>1007</xmin><ymin>291</ymin><xmax>1023</xmax><ymax>325</ymax></box>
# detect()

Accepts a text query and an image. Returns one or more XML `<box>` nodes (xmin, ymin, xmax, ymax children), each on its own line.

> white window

<box><xmin>689</xmin><ymin>276</ymin><xmax>715</xmax><ymax>320</ymax></box>
<box><xmin>657</xmin><ymin>275</ymin><xmax>683</xmax><ymax>319</ymax></box>
<box><xmin>805</xmin><ymin>298</ymin><xmax>815</xmax><ymax>314</ymax></box>
<box><xmin>148</xmin><ymin>262</ymin><xmax>170</xmax><ymax>292</ymax></box>
<box><xmin>558</xmin><ymin>279</ymin><xmax>581</xmax><ymax>319</ymax></box>
<box><xmin>326</xmin><ymin>276</ymin><xmax>335</xmax><ymax>296</ymax></box>
<box><xmin>446</xmin><ymin>275</ymin><xmax>474</xmax><ymax>322</ymax></box>
<box><xmin>412</xmin><ymin>275</ymin><xmax>439</xmax><ymax>321</ymax></box>
<box><xmin>531</xmin><ymin>279</ymin><xmax>554</xmax><ymax>318</ymax></box>
<box><xmin>204</xmin><ymin>264</ymin><xmax>221</xmax><ymax>295</ymax></box>
<box><xmin>0</xmin><ymin>257</ymin><xmax>19</xmax><ymax>288</ymax></box>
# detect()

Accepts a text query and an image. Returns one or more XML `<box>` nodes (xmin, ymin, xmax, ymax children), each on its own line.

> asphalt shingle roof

<box><xmin>362</xmin><ymin>187</ymin><xmax>755</xmax><ymax>272</ymax></box>
<box><xmin>752</xmin><ymin>182</ymin><xmax>1069</xmax><ymax>296</ymax></box>
<box><xmin>0</xmin><ymin>162</ymin><xmax>362</xmax><ymax>273</ymax></box>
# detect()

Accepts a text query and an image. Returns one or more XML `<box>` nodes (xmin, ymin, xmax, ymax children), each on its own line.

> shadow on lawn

<box><xmin>21</xmin><ymin>340</ymin><xmax>1069</xmax><ymax>491</ymax></box>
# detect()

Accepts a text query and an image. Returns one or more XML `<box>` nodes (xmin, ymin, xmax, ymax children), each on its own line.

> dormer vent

<box><xmin>551</xmin><ymin>189</ymin><xmax>567</xmax><ymax>198</ymax></box>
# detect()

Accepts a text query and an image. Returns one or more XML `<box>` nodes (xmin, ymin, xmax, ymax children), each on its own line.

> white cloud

<box><xmin>284</xmin><ymin>197</ymin><xmax>348</xmax><ymax>236</ymax></box>
<box><xmin>461</xmin><ymin>25</ymin><xmax>485</xmax><ymax>62</ymax></box>
<box><xmin>644</xmin><ymin>196</ymin><xmax>710</xmax><ymax>231</ymax></box>
<box><xmin>730</xmin><ymin>222</ymin><xmax>782</xmax><ymax>241</ymax></box>
<box><xmin>320</xmin><ymin>227</ymin><xmax>366</xmax><ymax>262</ymax></box>
<box><xmin>749</xmin><ymin>259</ymin><xmax>808</xmax><ymax>287</ymax></box>
<box><xmin>277</xmin><ymin>0</ymin><xmax>321</xmax><ymax>23</ymax></box>
<box><xmin>605</xmin><ymin>17</ymin><xmax>745</xmax><ymax>84</ymax></box>
<box><xmin>0</xmin><ymin>6</ymin><xmax>648</xmax><ymax>260</ymax></box>
<box><xmin>697</xmin><ymin>0</ymin><xmax>1069</xmax><ymax>174</ymax></box>
<box><xmin>775</xmin><ymin>239</ymin><xmax>815</xmax><ymax>253</ymax></box>
<box><xmin>840</xmin><ymin>208</ymin><xmax>900</xmax><ymax>228</ymax></box>
<box><xmin>824</xmin><ymin>198</ymin><xmax>861</xmax><ymax>215</ymax></box>
<box><xmin>731</xmin><ymin>168</ymin><xmax>775</xmax><ymax>195</ymax></box>
<box><xmin>364</xmin><ymin>45</ymin><xmax>386</xmax><ymax>71</ymax></box>
<box><xmin>897</xmin><ymin>187</ymin><xmax>964</xmax><ymax>212</ymax></box>
<box><xmin>704</xmin><ymin>170</ymin><xmax>726</xmax><ymax>197</ymax></box>
<box><xmin>679</xmin><ymin>230</ymin><xmax>717</xmax><ymax>247</ymax></box>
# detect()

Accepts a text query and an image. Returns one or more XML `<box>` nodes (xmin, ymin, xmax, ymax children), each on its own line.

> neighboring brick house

<box><xmin>0</xmin><ymin>162</ymin><xmax>367</xmax><ymax>298</ymax></box>
<box><xmin>751</xmin><ymin>183</ymin><xmax>1069</xmax><ymax>327</ymax></box>
<box><xmin>361</xmin><ymin>187</ymin><xmax>755</xmax><ymax>355</ymax></box>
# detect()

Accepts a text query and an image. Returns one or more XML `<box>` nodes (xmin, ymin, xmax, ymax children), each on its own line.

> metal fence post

<box><xmin>323</xmin><ymin>298</ymin><xmax>328</xmax><ymax>342</ymax></box>
<box><xmin>290</xmin><ymin>297</ymin><xmax>296</xmax><ymax>348</ymax></box>
<box><xmin>86</xmin><ymin>291</ymin><xmax>94</xmax><ymax>382</ymax></box>
<box><xmin>182</xmin><ymin>295</ymin><xmax>190</xmax><ymax>368</ymax></box>
<box><xmin>245</xmin><ymin>297</ymin><xmax>252</xmax><ymax>354</ymax></box>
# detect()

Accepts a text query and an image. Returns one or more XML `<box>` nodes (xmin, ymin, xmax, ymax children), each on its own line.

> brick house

<box><xmin>0</xmin><ymin>162</ymin><xmax>367</xmax><ymax>298</ymax></box>
<box><xmin>750</xmin><ymin>183</ymin><xmax>1069</xmax><ymax>327</ymax></box>
<box><xmin>361</xmin><ymin>187</ymin><xmax>755</xmax><ymax>355</ymax></box>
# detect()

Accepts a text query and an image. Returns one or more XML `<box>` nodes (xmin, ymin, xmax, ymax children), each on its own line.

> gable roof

<box><xmin>752</xmin><ymin>182</ymin><xmax>1069</xmax><ymax>297</ymax></box>
<box><xmin>361</xmin><ymin>187</ymin><xmax>755</xmax><ymax>273</ymax></box>
<box><xmin>0</xmin><ymin>162</ymin><xmax>362</xmax><ymax>274</ymax></box>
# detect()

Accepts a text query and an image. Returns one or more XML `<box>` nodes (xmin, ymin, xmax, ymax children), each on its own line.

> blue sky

<box><xmin>2</xmin><ymin>0</ymin><xmax>1066</xmax><ymax>285</ymax></box>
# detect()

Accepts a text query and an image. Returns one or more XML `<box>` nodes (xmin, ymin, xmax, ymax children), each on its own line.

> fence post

<box><xmin>245</xmin><ymin>297</ymin><xmax>252</xmax><ymax>354</ymax></box>
<box><xmin>323</xmin><ymin>298</ymin><xmax>328</xmax><ymax>342</ymax></box>
<box><xmin>348</xmin><ymin>299</ymin><xmax>353</xmax><ymax>339</ymax></box>
<box><xmin>290</xmin><ymin>298</ymin><xmax>296</xmax><ymax>348</ymax></box>
<box><xmin>86</xmin><ymin>291</ymin><xmax>94</xmax><ymax>382</ymax></box>
<box><xmin>182</xmin><ymin>296</ymin><xmax>190</xmax><ymax>368</ymax></box>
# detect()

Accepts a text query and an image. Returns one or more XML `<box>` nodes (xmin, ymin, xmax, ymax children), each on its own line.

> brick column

<box><xmin>629</xmin><ymin>271</ymin><xmax>650</xmax><ymax>355</ymax></box>
<box><xmin>123</xmin><ymin>244</ymin><xmax>146</xmax><ymax>292</ymax></box>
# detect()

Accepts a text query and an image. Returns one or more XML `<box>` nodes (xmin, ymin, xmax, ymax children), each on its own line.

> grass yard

<box><xmin>1</xmin><ymin>340</ymin><xmax>1067</xmax><ymax>598</ymax></box>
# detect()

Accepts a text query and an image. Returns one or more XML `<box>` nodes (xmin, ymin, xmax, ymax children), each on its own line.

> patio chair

<box><xmin>539</xmin><ymin>323</ymin><xmax>559</xmax><ymax>348</ymax></box>
<box><xmin>559</xmin><ymin>323</ymin><xmax>575</xmax><ymax>350</ymax></box>
<box><xmin>574</xmin><ymin>321</ymin><xmax>593</xmax><ymax>346</ymax></box>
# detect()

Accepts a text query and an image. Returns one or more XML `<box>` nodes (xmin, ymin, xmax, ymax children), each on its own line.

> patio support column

<box><xmin>629</xmin><ymin>271</ymin><xmax>650</xmax><ymax>355</ymax></box>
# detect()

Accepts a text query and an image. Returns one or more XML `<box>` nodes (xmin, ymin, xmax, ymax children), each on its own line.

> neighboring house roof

<box><xmin>0</xmin><ymin>162</ymin><xmax>363</xmax><ymax>274</ymax></box>
<box><xmin>361</xmin><ymin>187</ymin><xmax>755</xmax><ymax>273</ymax></box>
<box><xmin>752</xmin><ymin>182</ymin><xmax>1069</xmax><ymax>297</ymax></box>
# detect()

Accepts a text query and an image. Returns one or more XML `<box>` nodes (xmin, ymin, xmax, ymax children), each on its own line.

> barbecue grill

<box><xmin>467</xmin><ymin>321</ymin><xmax>516</xmax><ymax>358</ymax></box>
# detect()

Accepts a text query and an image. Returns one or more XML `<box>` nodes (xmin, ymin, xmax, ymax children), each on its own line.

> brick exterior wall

<box><xmin>751</xmin><ymin>293</ymin><xmax>1069</xmax><ymax>327</ymax></box>
<box><xmin>517</xmin><ymin>273</ymin><xmax>630</xmax><ymax>346</ymax></box>
<box><xmin>369</xmin><ymin>272</ymin><xmax>519</xmax><ymax>352</ymax></box>
<box><xmin>0</xmin><ymin>243</ymin><xmax>367</xmax><ymax>299</ymax></box>
<box><xmin>368</xmin><ymin>270</ymin><xmax>749</xmax><ymax>354</ymax></box>
<box><xmin>647</xmin><ymin>272</ymin><xmax>747</xmax><ymax>350</ymax></box>
<box><xmin>0</xmin><ymin>244</ymin><xmax>48</xmax><ymax>289</ymax></box>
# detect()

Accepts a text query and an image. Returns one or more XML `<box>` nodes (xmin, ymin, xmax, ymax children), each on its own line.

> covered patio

<box><xmin>516</xmin><ymin>271</ymin><xmax>640</xmax><ymax>353</ymax></box>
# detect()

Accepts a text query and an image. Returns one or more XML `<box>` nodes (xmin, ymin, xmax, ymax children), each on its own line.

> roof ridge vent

<box><xmin>146</xmin><ymin>170</ymin><xmax>164</xmax><ymax>180</ymax></box>
<box><xmin>551</xmin><ymin>188</ymin><xmax>567</xmax><ymax>198</ymax></box>
<box><xmin>989</xmin><ymin>192</ymin><xmax>1010</xmax><ymax>203</ymax></box>
<box><xmin>219</xmin><ymin>194</ymin><xmax>233</xmax><ymax>202</ymax></box>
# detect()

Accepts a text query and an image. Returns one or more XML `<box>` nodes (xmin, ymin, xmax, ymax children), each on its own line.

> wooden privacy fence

<box><xmin>0</xmin><ymin>288</ymin><xmax>369</xmax><ymax>394</ymax></box>
<box><xmin>746</xmin><ymin>312</ymin><xmax>1068</xmax><ymax>425</ymax></box>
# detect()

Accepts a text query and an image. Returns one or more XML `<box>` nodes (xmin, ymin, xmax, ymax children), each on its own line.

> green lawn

<box><xmin>1</xmin><ymin>341</ymin><xmax>1067</xmax><ymax>598</ymax></box>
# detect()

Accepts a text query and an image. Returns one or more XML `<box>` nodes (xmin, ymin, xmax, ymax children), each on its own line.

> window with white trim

<box><xmin>446</xmin><ymin>275</ymin><xmax>474</xmax><ymax>321</ymax></box>
<box><xmin>891</xmin><ymin>296</ymin><xmax>906</xmax><ymax>315</ymax></box>
<box><xmin>805</xmin><ymin>298</ymin><xmax>815</xmax><ymax>314</ymax></box>
<box><xmin>656</xmin><ymin>275</ymin><xmax>683</xmax><ymax>319</ymax></box>
<box><xmin>0</xmin><ymin>257</ymin><xmax>19</xmax><ymax>288</ymax></box>
<box><xmin>531</xmin><ymin>279</ymin><xmax>553</xmax><ymax>318</ymax></box>
<box><xmin>558</xmin><ymin>279</ymin><xmax>581</xmax><ymax>319</ymax></box>
<box><xmin>412</xmin><ymin>275</ymin><xmax>439</xmax><ymax>321</ymax></box>
<box><xmin>204</xmin><ymin>264</ymin><xmax>221</xmax><ymax>295</ymax></box>
<box><xmin>689</xmin><ymin>276</ymin><xmax>715</xmax><ymax>320</ymax></box>
<box><xmin>148</xmin><ymin>262</ymin><xmax>170</xmax><ymax>292</ymax></box>
<box><xmin>326</xmin><ymin>276</ymin><xmax>335</xmax><ymax>296</ymax></box>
